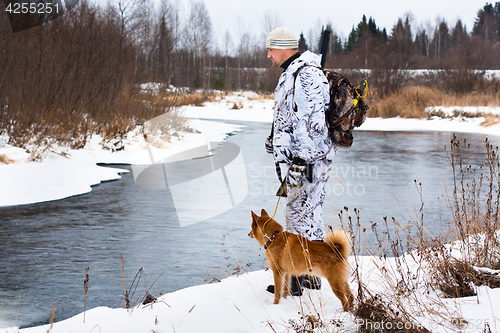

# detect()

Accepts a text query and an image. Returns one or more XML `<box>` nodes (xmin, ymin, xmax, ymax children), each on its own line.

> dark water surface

<box><xmin>0</xmin><ymin>121</ymin><xmax>498</xmax><ymax>328</ymax></box>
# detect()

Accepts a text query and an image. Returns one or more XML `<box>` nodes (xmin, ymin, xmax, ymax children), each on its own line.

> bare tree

<box><xmin>223</xmin><ymin>30</ymin><xmax>233</xmax><ymax>80</ymax></box>
<box><xmin>185</xmin><ymin>0</ymin><xmax>212</xmax><ymax>87</ymax></box>
<box><xmin>156</xmin><ymin>3</ymin><xmax>174</xmax><ymax>84</ymax></box>
<box><xmin>261</xmin><ymin>9</ymin><xmax>282</xmax><ymax>41</ymax></box>
<box><xmin>236</xmin><ymin>19</ymin><xmax>251</xmax><ymax>89</ymax></box>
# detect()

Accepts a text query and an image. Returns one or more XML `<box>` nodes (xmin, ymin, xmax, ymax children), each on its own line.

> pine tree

<box><xmin>298</xmin><ymin>32</ymin><xmax>308</xmax><ymax>53</ymax></box>
<box><xmin>317</xmin><ymin>26</ymin><xmax>325</xmax><ymax>53</ymax></box>
<box><xmin>473</xmin><ymin>2</ymin><xmax>500</xmax><ymax>43</ymax></box>
<box><xmin>450</xmin><ymin>20</ymin><xmax>468</xmax><ymax>48</ymax></box>
<box><xmin>344</xmin><ymin>27</ymin><xmax>357</xmax><ymax>52</ymax></box>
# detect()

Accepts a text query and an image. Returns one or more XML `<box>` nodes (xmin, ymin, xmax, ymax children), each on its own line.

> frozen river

<box><xmin>0</xmin><ymin>120</ymin><xmax>498</xmax><ymax>328</ymax></box>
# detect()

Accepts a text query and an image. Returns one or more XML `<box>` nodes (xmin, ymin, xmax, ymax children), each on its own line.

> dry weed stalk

<box><xmin>340</xmin><ymin>208</ymin><xmax>432</xmax><ymax>333</ymax></box>
<box><xmin>415</xmin><ymin>135</ymin><xmax>500</xmax><ymax>301</ymax></box>
<box><xmin>46</xmin><ymin>303</ymin><xmax>56</xmax><ymax>333</ymax></box>
<box><xmin>117</xmin><ymin>254</ymin><xmax>163</xmax><ymax>311</ymax></box>
<box><xmin>275</xmin><ymin>135</ymin><xmax>500</xmax><ymax>332</ymax></box>
<box><xmin>83</xmin><ymin>267</ymin><xmax>89</xmax><ymax>323</ymax></box>
<box><xmin>205</xmin><ymin>234</ymin><xmax>253</xmax><ymax>284</ymax></box>
<box><xmin>446</xmin><ymin>135</ymin><xmax>500</xmax><ymax>267</ymax></box>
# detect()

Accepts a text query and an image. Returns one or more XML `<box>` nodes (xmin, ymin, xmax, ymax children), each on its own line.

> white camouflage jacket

<box><xmin>272</xmin><ymin>51</ymin><xmax>335</xmax><ymax>165</ymax></box>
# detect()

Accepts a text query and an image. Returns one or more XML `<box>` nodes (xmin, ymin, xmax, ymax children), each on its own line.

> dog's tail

<box><xmin>325</xmin><ymin>229</ymin><xmax>350</xmax><ymax>259</ymax></box>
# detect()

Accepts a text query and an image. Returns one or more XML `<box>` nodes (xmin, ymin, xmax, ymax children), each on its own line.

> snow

<box><xmin>2</xmin><ymin>92</ymin><xmax>500</xmax><ymax>332</ymax></box>
<box><xmin>5</xmin><ymin>255</ymin><xmax>500</xmax><ymax>333</ymax></box>
<box><xmin>360</xmin><ymin>115</ymin><xmax>500</xmax><ymax>137</ymax></box>
<box><xmin>426</xmin><ymin>106</ymin><xmax>500</xmax><ymax>117</ymax></box>
<box><xmin>3</xmin><ymin>269</ymin><xmax>354</xmax><ymax>333</ymax></box>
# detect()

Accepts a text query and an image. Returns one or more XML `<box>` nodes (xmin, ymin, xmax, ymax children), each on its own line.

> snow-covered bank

<box><xmin>3</xmin><ymin>268</ymin><xmax>349</xmax><ymax>333</ymax></box>
<box><xmin>0</xmin><ymin>118</ymin><xmax>242</xmax><ymax>207</ymax></box>
<box><xmin>6</xmin><ymin>255</ymin><xmax>500</xmax><ymax>333</ymax></box>
<box><xmin>360</xmin><ymin>115</ymin><xmax>500</xmax><ymax>137</ymax></box>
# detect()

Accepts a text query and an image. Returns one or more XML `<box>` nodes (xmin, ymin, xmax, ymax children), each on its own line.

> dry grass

<box><xmin>369</xmin><ymin>86</ymin><xmax>500</xmax><ymax>119</ymax></box>
<box><xmin>0</xmin><ymin>154</ymin><xmax>14</xmax><ymax>164</ymax></box>
<box><xmin>481</xmin><ymin>114</ymin><xmax>500</xmax><ymax>127</ymax></box>
<box><xmin>2</xmin><ymin>89</ymin><xmax>270</xmax><ymax>161</ymax></box>
<box><xmin>368</xmin><ymin>86</ymin><xmax>439</xmax><ymax>118</ymax></box>
<box><xmin>247</xmin><ymin>93</ymin><xmax>274</xmax><ymax>101</ymax></box>
<box><xmin>316</xmin><ymin>135</ymin><xmax>500</xmax><ymax>332</ymax></box>
<box><xmin>414</xmin><ymin>137</ymin><xmax>500</xmax><ymax>301</ymax></box>
<box><xmin>2</xmin><ymin>90</ymin><xmax>220</xmax><ymax>160</ymax></box>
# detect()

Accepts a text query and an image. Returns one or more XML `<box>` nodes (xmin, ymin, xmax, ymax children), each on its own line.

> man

<box><xmin>265</xmin><ymin>27</ymin><xmax>336</xmax><ymax>295</ymax></box>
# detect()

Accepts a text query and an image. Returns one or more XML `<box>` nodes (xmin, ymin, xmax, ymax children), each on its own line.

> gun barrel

<box><xmin>320</xmin><ymin>29</ymin><xmax>331</xmax><ymax>69</ymax></box>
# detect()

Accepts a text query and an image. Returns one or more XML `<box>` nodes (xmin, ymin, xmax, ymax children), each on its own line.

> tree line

<box><xmin>323</xmin><ymin>3</ymin><xmax>500</xmax><ymax>71</ymax></box>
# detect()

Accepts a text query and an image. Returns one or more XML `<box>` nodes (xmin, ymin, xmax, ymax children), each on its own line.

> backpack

<box><xmin>293</xmin><ymin>66</ymin><xmax>369</xmax><ymax>149</ymax></box>
<box><xmin>322</xmin><ymin>70</ymin><xmax>369</xmax><ymax>149</ymax></box>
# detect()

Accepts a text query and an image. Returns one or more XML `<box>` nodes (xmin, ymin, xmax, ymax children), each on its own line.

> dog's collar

<box><xmin>264</xmin><ymin>232</ymin><xmax>281</xmax><ymax>250</ymax></box>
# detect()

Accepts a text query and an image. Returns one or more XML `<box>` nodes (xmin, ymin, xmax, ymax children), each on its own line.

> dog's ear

<box><xmin>251</xmin><ymin>211</ymin><xmax>260</xmax><ymax>225</ymax></box>
<box><xmin>261</xmin><ymin>208</ymin><xmax>269</xmax><ymax>217</ymax></box>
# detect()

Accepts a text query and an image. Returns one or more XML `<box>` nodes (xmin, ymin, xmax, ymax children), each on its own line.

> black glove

<box><xmin>286</xmin><ymin>162</ymin><xmax>306</xmax><ymax>188</ymax></box>
<box><xmin>265</xmin><ymin>135</ymin><xmax>273</xmax><ymax>154</ymax></box>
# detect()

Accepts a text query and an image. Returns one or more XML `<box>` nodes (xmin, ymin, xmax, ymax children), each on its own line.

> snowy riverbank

<box><xmin>5</xmin><ymin>254</ymin><xmax>500</xmax><ymax>333</ymax></box>
<box><xmin>1</xmin><ymin>92</ymin><xmax>500</xmax><ymax>208</ymax></box>
<box><xmin>2</xmin><ymin>92</ymin><xmax>500</xmax><ymax>332</ymax></box>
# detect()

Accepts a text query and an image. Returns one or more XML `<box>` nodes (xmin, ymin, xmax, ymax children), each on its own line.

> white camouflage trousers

<box><xmin>285</xmin><ymin>158</ymin><xmax>332</xmax><ymax>241</ymax></box>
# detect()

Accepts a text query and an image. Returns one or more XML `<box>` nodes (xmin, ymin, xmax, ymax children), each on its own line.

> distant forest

<box><xmin>0</xmin><ymin>0</ymin><xmax>499</xmax><ymax>153</ymax></box>
<box><xmin>1</xmin><ymin>0</ymin><xmax>499</xmax><ymax>93</ymax></box>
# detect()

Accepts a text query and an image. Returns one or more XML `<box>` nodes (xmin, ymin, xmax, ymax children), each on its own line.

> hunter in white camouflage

<box><xmin>267</xmin><ymin>39</ymin><xmax>336</xmax><ymax>241</ymax></box>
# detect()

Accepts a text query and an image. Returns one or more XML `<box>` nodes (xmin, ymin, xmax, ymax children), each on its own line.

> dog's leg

<box><xmin>343</xmin><ymin>281</ymin><xmax>355</xmax><ymax>311</ymax></box>
<box><xmin>282</xmin><ymin>273</ymin><xmax>290</xmax><ymax>299</ymax></box>
<box><xmin>272</xmin><ymin>269</ymin><xmax>284</xmax><ymax>304</ymax></box>
<box><xmin>324</xmin><ymin>272</ymin><xmax>352</xmax><ymax>312</ymax></box>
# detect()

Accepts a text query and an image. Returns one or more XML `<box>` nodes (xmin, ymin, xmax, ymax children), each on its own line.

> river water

<box><xmin>0</xmin><ymin>120</ymin><xmax>498</xmax><ymax>328</ymax></box>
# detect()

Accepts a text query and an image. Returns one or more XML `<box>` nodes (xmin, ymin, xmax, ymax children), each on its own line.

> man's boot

<box><xmin>266</xmin><ymin>275</ymin><xmax>304</xmax><ymax>296</ymax></box>
<box><xmin>302</xmin><ymin>275</ymin><xmax>322</xmax><ymax>290</ymax></box>
<box><xmin>289</xmin><ymin>275</ymin><xmax>304</xmax><ymax>296</ymax></box>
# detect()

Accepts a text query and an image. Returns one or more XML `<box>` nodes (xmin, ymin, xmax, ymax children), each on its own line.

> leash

<box><xmin>262</xmin><ymin>177</ymin><xmax>286</xmax><ymax>231</ymax></box>
<box><xmin>261</xmin><ymin>185</ymin><xmax>284</xmax><ymax>250</ymax></box>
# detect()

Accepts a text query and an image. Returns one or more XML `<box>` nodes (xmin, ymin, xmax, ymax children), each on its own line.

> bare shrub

<box><xmin>417</xmin><ymin>135</ymin><xmax>500</xmax><ymax>297</ymax></box>
<box><xmin>433</xmin><ymin>69</ymin><xmax>488</xmax><ymax>94</ymax></box>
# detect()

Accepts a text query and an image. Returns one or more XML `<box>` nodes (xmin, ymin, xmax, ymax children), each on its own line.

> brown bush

<box><xmin>369</xmin><ymin>85</ymin><xmax>500</xmax><ymax>118</ymax></box>
<box><xmin>369</xmin><ymin>86</ymin><xmax>441</xmax><ymax>118</ymax></box>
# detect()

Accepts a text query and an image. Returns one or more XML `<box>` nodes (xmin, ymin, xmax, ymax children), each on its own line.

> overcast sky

<box><xmin>203</xmin><ymin>0</ymin><xmax>487</xmax><ymax>48</ymax></box>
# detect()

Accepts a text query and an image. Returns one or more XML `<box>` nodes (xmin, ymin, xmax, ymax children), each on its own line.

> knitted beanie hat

<box><xmin>266</xmin><ymin>27</ymin><xmax>298</xmax><ymax>49</ymax></box>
